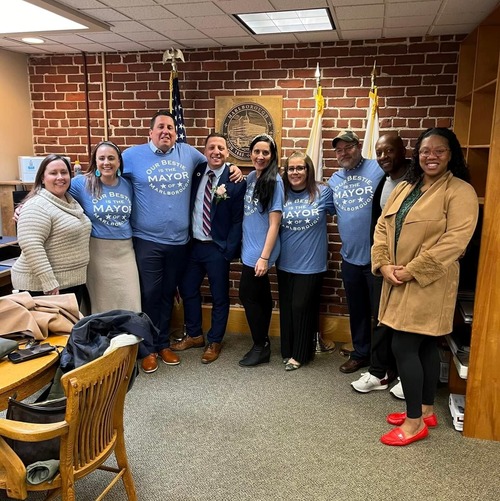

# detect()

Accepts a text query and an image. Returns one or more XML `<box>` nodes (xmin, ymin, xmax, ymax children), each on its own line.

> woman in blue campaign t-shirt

<box><xmin>69</xmin><ymin>141</ymin><xmax>141</xmax><ymax>314</ymax></box>
<box><xmin>277</xmin><ymin>151</ymin><xmax>335</xmax><ymax>371</ymax></box>
<box><xmin>239</xmin><ymin>134</ymin><xmax>284</xmax><ymax>367</ymax></box>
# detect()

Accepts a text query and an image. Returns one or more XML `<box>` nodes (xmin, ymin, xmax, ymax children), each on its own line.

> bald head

<box><xmin>375</xmin><ymin>133</ymin><xmax>407</xmax><ymax>178</ymax></box>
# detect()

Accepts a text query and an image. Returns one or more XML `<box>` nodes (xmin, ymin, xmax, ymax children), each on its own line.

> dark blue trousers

<box><xmin>179</xmin><ymin>240</ymin><xmax>230</xmax><ymax>344</ymax></box>
<box><xmin>133</xmin><ymin>237</ymin><xmax>189</xmax><ymax>352</ymax></box>
<box><xmin>341</xmin><ymin>259</ymin><xmax>374</xmax><ymax>361</ymax></box>
<box><xmin>369</xmin><ymin>275</ymin><xmax>397</xmax><ymax>379</ymax></box>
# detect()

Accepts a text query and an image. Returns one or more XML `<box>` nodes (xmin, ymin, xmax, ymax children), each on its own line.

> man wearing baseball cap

<box><xmin>328</xmin><ymin>130</ymin><xmax>384</xmax><ymax>373</ymax></box>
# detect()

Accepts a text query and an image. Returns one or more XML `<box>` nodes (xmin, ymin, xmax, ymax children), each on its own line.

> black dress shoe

<box><xmin>339</xmin><ymin>357</ymin><xmax>370</xmax><ymax>374</ymax></box>
<box><xmin>239</xmin><ymin>343</ymin><xmax>271</xmax><ymax>367</ymax></box>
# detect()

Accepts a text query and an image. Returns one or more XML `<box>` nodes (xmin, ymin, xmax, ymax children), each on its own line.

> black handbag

<box><xmin>6</xmin><ymin>396</ymin><xmax>67</xmax><ymax>466</ymax></box>
<box><xmin>0</xmin><ymin>337</ymin><xmax>18</xmax><ymax>359</ymax></box>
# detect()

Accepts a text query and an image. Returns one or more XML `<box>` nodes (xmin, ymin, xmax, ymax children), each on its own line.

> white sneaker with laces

<box><xmin>351</xmin><ymin>372</ymin><xmax>389</xmax><ymax>393</ymax></box>
<box><xmin>389</xmin><ymin>378</ymin><xmax>405</xmax><ymax>400</ymax></box>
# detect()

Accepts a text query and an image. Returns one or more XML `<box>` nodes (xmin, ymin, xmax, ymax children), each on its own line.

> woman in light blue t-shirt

<box><xmin>277</xmin><ymin>151</ymin><xmax>335</xmax><ymax>371</ymax></box>
<box><xmin>239</xmin><ymin>134</ymin><xmax>284</xmax><ymax>367</ymax></box>
<box><xmin>69</xmin><ymin>141</ymin><xmax>141</xmax><ymax>314</ymax></box>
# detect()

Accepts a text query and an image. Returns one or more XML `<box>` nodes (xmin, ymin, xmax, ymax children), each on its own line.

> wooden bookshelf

<box><xmin>453</xmin><ymin>6</ymin><xmax>500</xmax><ymax>441</ymax></box>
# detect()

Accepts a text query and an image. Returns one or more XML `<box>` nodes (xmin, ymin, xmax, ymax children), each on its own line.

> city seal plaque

<box><xmin>216</xmin><ymin>96</ymin><xmax>283</xmax><ymax>165</ymax></box>
<box><xmin>221</xmin><ymin>102</ymin><xmax>274</xmax><ymax>161</ymax></box>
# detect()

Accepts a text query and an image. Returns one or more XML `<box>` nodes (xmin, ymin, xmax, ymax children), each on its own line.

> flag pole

<box><xmin>163</xmin><ymin>48</ymin><xmax>185</xmax><ymax>113</ymax></box>
<box><xmin>162</xmin><ymin>48</ymin><xmax>187</xmax><ymax>341</ymax></box>
<box><xmin>306</xmin><ymin>63</ymin><xmax>325</xmax><ymax>182</ymax></box>
<box><xmin>305</xmin><ymin>63</ymin><xmax>335</xmax><ymax>355</ymax></box>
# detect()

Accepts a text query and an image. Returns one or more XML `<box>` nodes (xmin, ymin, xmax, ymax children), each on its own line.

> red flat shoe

<box><xmin>380</xmin><ymin>425</ymin><xmax>429</xmax><ymax>446</ymax></box>
<box><xmin>386</xmin><ymin>412</ymin><xmax>438</xmax><ymax>427</ymax></box>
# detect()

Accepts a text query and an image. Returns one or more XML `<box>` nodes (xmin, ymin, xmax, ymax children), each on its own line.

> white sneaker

<box><xmin>351</xmin><ymin>372</ymin><xmax>389</xmax><ymax>393</ymax></box>
<box><xmin>389</xmin><ymin>378</ymin><xmax>405</xmax><ymax>400</ymax></box>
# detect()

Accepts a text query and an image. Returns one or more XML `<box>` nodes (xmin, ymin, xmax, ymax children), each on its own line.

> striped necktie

<box><xmin>202</xmin><ymin>170</ymin><xmax>215</xmax><ymax>236</ymax></box>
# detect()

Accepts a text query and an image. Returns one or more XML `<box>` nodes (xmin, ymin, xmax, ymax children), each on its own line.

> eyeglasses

<box><xmin>418</xmin><ymin>148</ymin><xmax>450</xmax><ymax>158</ymax></box>
<box><xmin>287</xmin><ymin>166</ymin><xmax>307</xmax><ymax>173</ymax></box>
<box><xmin>334</xmin><ymin>144</ymin><xmax>357</xmax><ymax>155</ymax></box>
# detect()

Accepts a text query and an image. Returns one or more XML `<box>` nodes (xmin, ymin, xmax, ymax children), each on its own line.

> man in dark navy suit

<box><xmin>172</xmin><ymin>133</ymin><xmax>246</xmax><ymax>363</ymax></box>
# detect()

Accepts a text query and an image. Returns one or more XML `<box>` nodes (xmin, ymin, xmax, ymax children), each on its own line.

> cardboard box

<box><xmin>18</xmin><ymin>156</ymin><xmax>44</xmax><ymax>182</ymax></box>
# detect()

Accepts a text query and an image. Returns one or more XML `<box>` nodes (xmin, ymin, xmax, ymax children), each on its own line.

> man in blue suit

<box><xmin>172</xmin><ymin>133</ymin><xmax>246</xmax><ymax>363</ymax></box>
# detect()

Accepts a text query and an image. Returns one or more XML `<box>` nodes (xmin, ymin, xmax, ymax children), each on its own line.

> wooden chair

<box><xmin>0</xmin><ymin>343</ymin><xmax>139</xmax><ymax>500</ymax></box>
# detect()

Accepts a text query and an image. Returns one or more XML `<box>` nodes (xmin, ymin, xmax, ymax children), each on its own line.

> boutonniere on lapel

<box><xmin>213</xmin><ymin>184</ymin><xmax>230</xmax><ymax>203</ymax></box>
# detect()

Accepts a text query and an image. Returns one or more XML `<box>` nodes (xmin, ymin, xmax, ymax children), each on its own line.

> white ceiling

<box><xmin>0</xmin><ymin>0</ymin><xmax>499</xmax><ymax>54</ymax></box>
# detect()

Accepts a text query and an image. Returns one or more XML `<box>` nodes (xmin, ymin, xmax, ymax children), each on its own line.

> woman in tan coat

<box><xmin>372</xmin><ymin>128</ymin><xmax>478</xmax><ymax>446</ymax></box>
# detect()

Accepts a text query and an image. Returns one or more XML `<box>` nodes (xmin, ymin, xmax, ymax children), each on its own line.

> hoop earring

<box><xmin>117</xmin><ymin>170</ymin><xmax>121</xmax><ymax>177</ymax></box>
<box><xmin>95</xmin><ymin>169</ymin><xmax>101</xmax><ymax>178</ymax></box>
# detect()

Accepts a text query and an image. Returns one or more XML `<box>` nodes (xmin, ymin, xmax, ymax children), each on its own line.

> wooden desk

<box><xmin>0</xmin><ymin>237</ymin><xmax>19</xmax><ymax>295</ymax></box>
<box><xmin>0</xmin><ymin>335</ymin><xmax>68</xmax><ymax>411</ymax></box>
<box><xmin>0</xmin><ymin>268</ymin><xmax>10</xmax><ymax>289</ymax></box>
<box><xmin>0</xmin><ymin>182</ymin><xmax>32</xmax><ymax>237</ymax></box>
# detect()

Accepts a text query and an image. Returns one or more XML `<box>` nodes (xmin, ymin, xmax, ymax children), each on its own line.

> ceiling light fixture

<box><xmin>21</xmin><ymin>37</ymin><xmax>45</xmax><ymax>44</ymax></box>
<box><xmin>235</xmin><ymin>8</ymin><xmax>335</xmax><ymax>35</ymax></box>
<box><xmin>0</xmin><ymin>0</ymin><xmax>109</xmax><ymax>36</ymax></box>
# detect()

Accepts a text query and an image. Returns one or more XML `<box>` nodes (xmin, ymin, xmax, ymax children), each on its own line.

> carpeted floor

<box><xmin>2</xmin><ymin>332</ymin><xmax>499</xmax><ymax>500</ymax></box>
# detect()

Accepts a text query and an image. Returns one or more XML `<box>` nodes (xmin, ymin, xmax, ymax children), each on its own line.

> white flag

<box><xmin>361</xmin><ymin>81</ymin><xmax>379</xmax><ymax>160</ymax></box>
<box><xmin>306</xmin><ymin>84</ymin><xmax>324</xmax><ymax>181</ymax></box>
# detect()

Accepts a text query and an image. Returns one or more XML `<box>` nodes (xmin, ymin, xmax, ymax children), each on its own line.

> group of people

<box><xmin>323</xmin><ymin>127</ymin><xmax>478</xmax><ymax>445</ymax></box>
<box><xmin>11</xmin><ymin>110</ymin><xmax>479</xmax><ymax>446</ymax></box>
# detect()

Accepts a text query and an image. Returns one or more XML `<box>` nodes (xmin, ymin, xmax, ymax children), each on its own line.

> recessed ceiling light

<box><xmin>22</xmin><ymin>37</ymin><xmax>45</xmax><ymax>44</ymax></box>
<box><xmin>235</xmin><ymin>8</ymin><xmax>335</xmax><ymax>35</ymax></box>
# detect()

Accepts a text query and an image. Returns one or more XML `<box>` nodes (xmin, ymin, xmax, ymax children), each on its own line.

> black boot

<box><xmin>239</xmin><ymin>342</ymin><xmax>271</xmax><ymax>367</ymax></box>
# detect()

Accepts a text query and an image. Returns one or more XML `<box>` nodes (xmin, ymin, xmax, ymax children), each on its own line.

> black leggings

<box><xmin>392</xmin><ymin>330</ymin><xmax>440</xmax><ymax>419</ymax></box>
<box><xmin>239</xmin><ymin>264</ymin><xmax>272</xmax><ymax>346</ymax></box>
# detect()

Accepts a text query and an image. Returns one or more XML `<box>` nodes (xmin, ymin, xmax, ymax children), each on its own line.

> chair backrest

<box><xmin>59</xmin><ymin>343</ymin><xmax>138</xmax><ymax>479</ymax></box>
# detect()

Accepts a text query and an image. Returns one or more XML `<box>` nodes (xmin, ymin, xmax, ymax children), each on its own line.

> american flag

<box><xmin>171</xmin><ymin>73</ymin><xmax>186</xmax><ymax>143</ymax></box>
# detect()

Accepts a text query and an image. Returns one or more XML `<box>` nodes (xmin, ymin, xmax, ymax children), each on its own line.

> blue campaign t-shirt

<box><xmin>69</xmin><ymin>175</ymin><xmax>133</xmax><ymax>239</ymax></box>
<box><xmin>241</xmin><ymin>171</ymin><xmax>284</xmax><ymax>268</ymax></box>
<box><xmin>122</xmin><ymin>141</ymin><xmax>206</xmax><ymax>245</ymax></box>
<box><xmin>277</xmin><ymin>184</ymin><xmax>335</xmax><ymax>274</ymax></box>
<box><xmin>327</xmin><ymin>158</ymin><xmax>384</xmax><ymax>266</ymax></box>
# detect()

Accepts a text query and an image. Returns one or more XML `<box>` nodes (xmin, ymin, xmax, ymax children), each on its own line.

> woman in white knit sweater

<box><xmin>11</xmin><ymin>155</ymin><xmax>92</xmax><ymax>304</ymax></box>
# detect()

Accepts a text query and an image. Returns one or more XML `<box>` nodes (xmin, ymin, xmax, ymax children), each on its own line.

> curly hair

<box><xmin>249</xmin><ymin>134</ymin><xmax>279</xmax><ymax>212</ymax></box>
<box><xmin>407</xmin><ymin>128</ymin><xmax>470</xmax><ymax>184</ymax></box>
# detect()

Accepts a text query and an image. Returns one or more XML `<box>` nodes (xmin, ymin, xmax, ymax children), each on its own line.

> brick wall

<box><xmin>27</xmin><ymin>35</ymin><xmax>463</xmax><ymax>317</ymax></box>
